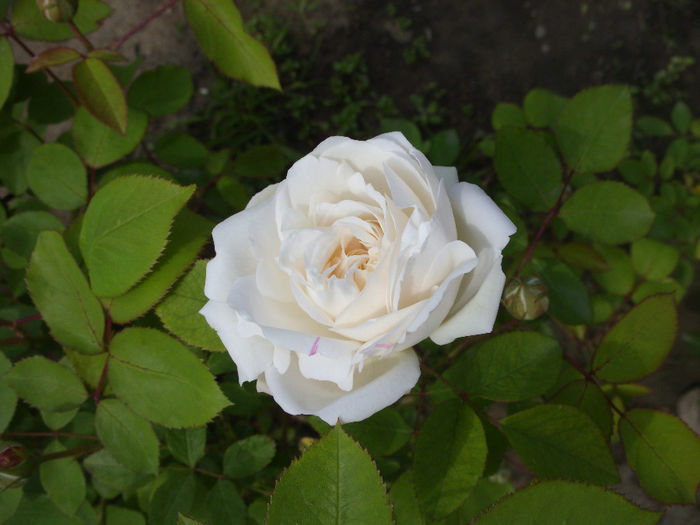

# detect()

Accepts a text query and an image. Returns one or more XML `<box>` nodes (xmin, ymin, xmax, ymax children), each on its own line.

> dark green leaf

<box><xmin>620</xmin><ymin>409</ymin><xmax>700</xmax><ymax>504</ymax></box>
<box><xmin>344</xmin><ymin>408</ymin><xmax>412</xmax><ymax>457</ymax></box>
<box><xmin>83</xmin><ymin>449</ymin><xmax>148</xmax><ymax>492</ymax></box>
<box><xmin>155</xmin><ymin>133</ymin><xmax>209</xmax><ymax>168</ymax></box>
<box><xmin>671</xmin><ymin>101</ymin><xmax>692</xmax><ymax>134</ymax></box>
<box><xmin>79</xmin><ymin>175</ymin><xmax>194</xmax><ymax>297</ymax></box>
<box><xmin>428</xmin><ymin>129</ymin><xmax>460</xmax><ymax>165</ymax></box>
<box><xmin>128</xmin><ymin>65</ymin><xmax>194</xmax><ymax>116</ymax></box>
<box><xmin>495</xmin><ymin>127</ymin><xmax>562</xmax><ymax>211</ymax></box>
<box><xmin>0</xmin><ymin>38</ymin><xmax>13</xmax><ymax>109</ymax></box>
<box><xmin>73</xmin><ymin>106</ymin><xmax>147</xmax><ymax>168</ymax></box>
<box><xmin>223</xmin><ymin>435</ymin><xmax>275</xmax><ymax>478</ymax></box>
<box><xmin>5</xmin><ymin>493</ymin><xmax>81</xmax><ymax>525</ymax></box>
<box><xmin>533</xmin><ymin>258</ymin><xmax>593</xmax><ymax>325</ymax></box>
<box><xmin>26</xmin><ymin>231</ymin><xmax>104</xmax><ymax>354</ymax></box>
<box><xmin>105</xmin><ymin>505</ymin><xmax>146</xmax><ymax>525</ymax></box>
<box><xmin>491</xmin><ymin>103</ymin><xmax>526</xmax><ymax>130</ymax></box>
<box><xmin>11</xmin><ymin>0</ymin><xmax>111</xmax><ymax>41</ymax></box>
<box><xmin>39</xmin><ymin>440</ymin><xmax>86</xmax><ymax>515</ymax></box>
<box><xmin>149</xmin><ymin>471</ymin><xmax>197</xmax><ymax>525</ymax></box>
<box><xmin>593</xmin><ymin>245</ymin><xmax>635</xmax><ymax>295</ymax></box>
<box><xmin>502</xmin><ymin>404</ymin><xmax>619</xmax><ymax>485</ymax></box>
<box><xmin>41</xmin><ymin>407</ymin><xmax>78</xmax><ymax>430</ymax></box>
<box><xmin>96</xmin><ymin>398</ymin><xmax>159</xmax><ymax>474</ymax></box>
<box><xmin>555</xmin><ymin>85</ymin><xmax>632</xmax><ymax>172</ymax></box>
<box><xmin>26</xmin><ymin>143</ymin><xmax>87</xmax><ymax>210</ymax></box>
<box><xmin>232</xmin><ymin>144</ymin><xmax>288</xmax><ymax>179</ymax></box>
<box><xmin>0</xmin><ymin>127</ymin><xmax>41</xmax><ymax>195</ymax></box>
<box><xmin>165</xmin><ymin>427</ymin><xmax>206</xmax><ymax>468</ymax></box>
<box><xmin>549</xmin><ymin>376</ymin><xmax>613</xmax><ymax>440</ymax></box>
<box><xmin>636</xmin><ymin>116</ymin><xmax>674</xmax><ymax>137</ymax></box>
<box><xmin>593</xmin><ymin>294</ymin><xmax>677</xmax><ymax>383</ymax></box>
<box><xmin>108</xmin><ymin>328</ymin><xmax>230</xmax><ymax>427</ymax></box>
<box><xmin>203</xmin><ymin>480</ymin><xmax>246</xmax><ymax>525</ymax></box>
<box><xmin>473</xmin><ymin>480</ymin><xmax>660</xmax><ymax>524</ymax></box>
<box><xmin>390</xmin><ymin>472</ymin><xmax>426</xmax><ymax>525</ymax></box>
<box><xmin>413</xmin><ymin>400</ymin><xmax>486</xmax><ymax>519</ymax></box>
<box><xmin>556</xmin><ymin>243</ymin><xmax>609</xmax><ymax>272</ymax></box>
<box><xmin>216</xmin><ymin>176</ymin><xmax>248</xmax><ymax>211</ymax></box>
<box><xmin>458</xmin><ymin>477</ymin><xmax>513</xmax><ymax>523</ymax></box>
<box><xmin>559</xmin><ymin>182</ymin><xmax>654</xmax><ymax>244</ymax></box>
<box><xmin>523</xmin><ymin>88</ymin><xmax>567</xmax><ymax>127</ymax></box>
<box><xmin>0</xmin><ymin>487</ymin><xmax>22</xmax><ymax>524</ymax></box>
<box><xmin>0</xmin><ymin>381</ymin><xmax>17</xmax><ymax>432</ymax></box>
<box><xmin>6</xmin><ymin>356</ymin><xmax>87</xmax><ymax>412</ymax></box>
<box><xmin>268</xmin><ymin>425</ymin><xmax>392</xmax><ymax>525</ymax></box>
<box><xmin>1</xmin><ymin>211</ymin><xmax>64</xmax><ymax>269</ymax></box>
<box><xmin>183</xmin><ymin>0</ymin><xmax>280</xmax><ymax>89</ymax></box>
<box><xmin>631</xmin><ymin>238</ymin><xmax>680</xmax><ymax>280</ymax></box>
<box><xmin>73</xmin><ymin>58</ymin><xmax>128</xmax><ymax>134</ymax></box>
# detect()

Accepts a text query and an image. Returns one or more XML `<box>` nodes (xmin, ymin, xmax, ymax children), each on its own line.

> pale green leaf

<box><xmin>26</xmin><ymin>143</ymin><xmax>87</xmax><ymax>210</ymax></box>
<box><xmin>73</xmin><ymin>58</ymin><xmax>127</xmax><ymax>134</ymax></box>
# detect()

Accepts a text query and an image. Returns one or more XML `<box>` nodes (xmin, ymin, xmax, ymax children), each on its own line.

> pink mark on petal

<box><xmin>376</xmin><ymin>343</ymin><xmax>394</xmax><ymax>349</ymax></box>
<box><xmin>310</xmin><ymin>337</ymin><xmax>320</xmax><ymax>356</ymax></box>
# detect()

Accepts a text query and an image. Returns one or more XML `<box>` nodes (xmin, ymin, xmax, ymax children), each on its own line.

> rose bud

<box><xmin>502</xmin><ymin>274</ymin><xmax>550</xmax><ymax>321</ymax></box>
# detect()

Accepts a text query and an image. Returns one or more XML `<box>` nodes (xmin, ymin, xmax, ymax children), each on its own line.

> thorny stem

<box><xmin>111</xmin><ymin>0</ymin><xmax>180</xmax><ymax>51</ymax></box>
<box><xmin>509</xmin><ymin>168</ymin><xmax>576</xmax><ymax>282</ymax></box>
<box><xmin>39</xmin><ymin>443</ymin><xmax>102</xmax><ymax>463</ymax></box>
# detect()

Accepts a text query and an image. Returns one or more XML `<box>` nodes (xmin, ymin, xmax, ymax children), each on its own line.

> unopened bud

<box><xmin>0</xmin><ymin>442</ymin><xmax>33</xmax><ymax>488</ymax></box>
<box><xmin>502</xmin><ymin>275</ymin><xmax>549</xmax><ymax>321</ymax></box>
<box><xmin>36</xmin><ymin>0</ymin><xmax>78</xmax><ymax>23</ymax></box>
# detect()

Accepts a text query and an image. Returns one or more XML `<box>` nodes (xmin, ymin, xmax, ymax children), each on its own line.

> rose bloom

<box><xmin>201</xmin><ymin>133</ymin><xmax>516</xmax><ymax>424</ymax></box>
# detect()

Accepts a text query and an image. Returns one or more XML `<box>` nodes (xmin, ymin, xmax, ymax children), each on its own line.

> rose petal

<box><xmin>263</xmin><ymin>348</ymin><xmax>420</xmax><ymax>424</ymax></box>
<box><xmin>298</xmin><ymin>350</ymin><xmax>355</xmax><ymax>391</ymax></box>
<box><xmin>433</xmin><ymin>166</ymin><xmax>459</xmax><ymax>186</ymax></box>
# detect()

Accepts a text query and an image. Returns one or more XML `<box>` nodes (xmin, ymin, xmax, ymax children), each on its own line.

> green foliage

<box><xmin>39</xmin><ymin>440</ymin><xmax>86</xmax><ymax>515</ymax></box>
<box><xmin>0</xmin><ymin>37</ymin><xmax>13</xmax><ymax>109</ymax></box>
<box><xmin>73</xmin><ymin>58</ymin><xmax>128</xmax><ymax>134</ymax></box>
<box><xmin>223</xmin><ymin>435</ymin><xmax>275</xmax><ymax>478</ymax></box>
<box><xmin>128</xmin><ymin>65</ymin><xmax>194</xmax><ymax>116</ymax></box>
<box><xmin>26</xmin><ymin>143</ymin><xmax>87</xmax><ymax>210</ymax></box>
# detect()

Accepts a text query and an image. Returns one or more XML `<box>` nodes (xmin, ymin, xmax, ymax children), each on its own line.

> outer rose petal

<box><xmin>263</xmin><ymin>349</ymin><xmax>420</xmax><ymax>424</ymax></box>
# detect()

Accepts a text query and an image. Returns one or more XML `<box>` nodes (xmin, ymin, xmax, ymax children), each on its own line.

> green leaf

<box><xmin>413</xmin><ymin>400</ymin><xmax>486</xmax><ymax>519</ymax></box>
<box><xmin>83</xmin><ymin>449</ymin><xmax>148</xmax><ymax>492</ymax></box>
<box><xmin>223</xmin><ymin>435</ymin><xmax>275</xmax><ymax>478</ymax></box>
<box><xmin>128</xmin><ymin>65</ymin><xmax>194</xmax><ymax>116</ymax></box>
<box><xmin>380</xmin><ymin>119</ymin><xmax>422</xmax><ymax>148</ymax></box>
<box><xmin>671</xmin><ymin>101</ymin><xmax>692</xmax><ymax>134</ymax></box>
<box><xmin>149</xmin><ymin>471</ymin><xmax>198</xmax><ymax>525</ymax></box>
<box><xmin>203</xmin><ymin>480</ymin><xmax>246</xmax><ymax>525</ymax></box>
<box><xmin>495</xmin><ymin>127</ymin><xmax>562</xmax><ymax>211</ymax></box>
<box><xmin>6</xmin><ymin>356</ymin><xmax>87</xmax><ymax>412</ymax></box>
<box><xmin>501</xmin><ymin>404</ymin><xmax>619</xmax><ymax>485</ymax></box>
<box><xmin>428</xmin><ymin>129</ymin><xmax>459</xmax><ymax>166</ymax></box>
<box><xmin>593</xmin><ymin>245</ymin><xmax>635</xmax><ymax>295</ymax></box>
<box><xmin>555</xmin><ymin>85</ymin><xmax>632</xmax><ymax>173</ymax></box>
<box><xmin>268</xmin><ymin>425</ymin><xmax>392</xmax><ymax>525</ymax></box>
<box><xmin>64</xmin><ymin>347</ymin><xmax>107</xmax><ymax>388</ymax></box>
<box><xmin>183</xmin><ymin>0</ymin><xmax>280</xmax><ymax>89</ymax></box>
<box><xmin>559</xmin><ymin>181</ymin><xmax>654</xmax><ymax>244</ymax></box>
<box><xmin>41</xmin><ymin>407</ymin><xmax>78</xmax><ymax>430</ymax></box>
<box><xmin>592</xmin><ymin>294</ymin><xmax>677</xmax><ymax>383</ymax></box>
<box><xmin>155</xmin><ymin>133</ymin><xmax>209</xmax><ymax>168</ymax></box>
<box><xmin>232</xmin><ymin>144</ymin><xmax>288</xmax><ymax>179</ymax></box>
<box><xmin>620</xmin><ymin>409</ymin><xmax>700</xmax><ymax>504</ymax></box>
<box><xmin>0</xmin><ymin>487</ymin><xmax>22</xmax><ymax>524</ymax></box>
<box><xmin>26</xmin><ymin>46</ymin><xmax>81</xmax><ymax>73</ymax></box>
<box><xmin>556</xmin><ymin>243</ymin><xmax>609</xmax><ymax>272</ymax></box>
<box><xmin>0</xmin><ymin>127</ymin><xmax>41</xmax><ymax>195</ymax></box>
<box><xmin>533</xmin><ymin>258</ymin><xmax>593</xmax><ymax>325</ymax></box>
<box><xmin>443</xmin><ymin>331</ymin><xmax>562</xmax><ymax>402</ymax></box>
<box><xmin>96</xmin><ymin>398</ymin><xmax>159</xmax><ymax>474</ymax></box>
<box><xmin>105</xmin><ymin>505</ymin><xmax>146</xmax><ymax>525</ymax></box>
<box><xmin>473</xmin><ymin>480</ymin><xmax>660</xmax><ymax>524</ymax></box>
<box><xmin>11</xmin><ymin>0</ymin><xmax>111</xmax><ymax>41</ymax></box>
<box><xmin>5</xmin><ymin>493</ymin><xmax>81</xmax><ymax>525</ymax></box>
<box><xmin>165</xmin><ymin>427</ymin><xmax>206</xmax><ymax>468</ymax></box>
<box><xmin>344</xmin><ymin>408</ymin><xmax>412</xmax><ymax>457</ymax></box>
<box><xmin>106</xmin><ymin>209</ymin><xmax>211</xmax><ymax>324</ymax></box>
<box><xmin>216</xmin><ymin>176</ymin><xmax>248</xmax><ymax>211</ymax></box>
<box><xmin>73</xmin><ymin>106</ymin><xmax>148</xmax><ymax>168</ymax></box>
<box><xmin>390</xmin><ymin>472</ymin><xmax>426</xmax><ymax>525</ymax></box>
<box><xmin>491</xmin><ymin>103</ymin><xmax>526</xmax><ymax>130</ymax></box>
<box><xmin>0</xmin><ymin>381</ymin><xmax>18</xmax><ymax>432</ymax></box>
<box><xmin>156</xmin><ymin>260</ymin><xmax>226</xmax><ymax>352</ymax></box>
<box><xmin>458</xmin><ymin>477</ymin><xmax>513</xmax><ymax>523</ymax></box>
<box><xmin>26</xmin><ymin>143</ymin><xmax>87</xmax><ymax>210</ymax></box>
<box><xmin>636</xmin><ymin>116</ymin><xmax>674</xmax><ymax>137</ymax></box>
<box><xmin>631</xmin><ymin>238</ymin><xmax>680</xmax><ymax>281</ymax></box>
<box><xmin>178</xmin><ymin>515</ymin><xmax>206</xmax><ymax>525</ymax></box>
<box><xmin>549</xmin><ymin>378</ymin><xmax>613</xmax><ymax>440</ymax></box>
<box><xmin>0</xmin><ymin>38</ymin><xmax>13</xmax><ymax>109</ymax></box>
<box><xmin>40</xmin><ymin>440</ymin><xmax>86</xmax><ymax>515</ymax></box>
<box><xmin>80</xmin><ymin>175</ymin><xmax>195</xmax><ymax>297</ymax></box>
<box><xmin>523</xmin><ymin>88</ymin><xmax>567</xmax><ymax>127</ymax></box>
<box><xmin>27</xmin><ymin>231</ymin><xmax>104</xmax><ymax>354</ymax></box>
<box><xmin>1</xmin><ymin>211</ymin><xmax>65</xmax><ymax>269</ymax></box>
<box><xmin>99</xmin><ymin>161</ymin><xmax>173</xmax><ymax>188</ymax></box>
<box><xmin>108</xmin><ymin>327</ymin><xmax>230</xmax><ymax>427</ymax></box>
<box><xmin>73</xmin><ymin>58</ymin><xmax>128</xmax><ymax>134</ymax></box>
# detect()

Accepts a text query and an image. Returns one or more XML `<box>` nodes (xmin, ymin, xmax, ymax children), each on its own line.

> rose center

<box><xmin>322</xmin><ymin>223</ymin><xmax>381</xmax><ymax>288</ymax></box>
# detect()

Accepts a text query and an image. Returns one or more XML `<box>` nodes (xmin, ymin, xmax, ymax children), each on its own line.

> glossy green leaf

<box><xmin>27</xmin><ymin>231</ymin><xmax>104</xmax><ymax>354</ymax></box>
<box><xmin>0</xmin><ymin>38</ymin><xmax>13</xmax><ymax>109</ymax></box>
<box><xmin>108</xmin><ymin>328</ymin><xmax>230</xmax><ymax>427</ymax></box>
<box><xmin>413</xmin><ymin>401</ymin><xmax>486</xmax><ymax>519</ymax></box>
<box><xmin>555</xmin><ymin>85</ymin><xmax>632</xmax><ymax>172</ymax></box>
<box><xmin>156</xmin><ymin>260</ymin><xmax>226</xmax><ymax>352</ymax></box>
<box><xmin>473</xmin><ymin>480</ymin><xmax>660</xmax><ymax>524</ymax></box>
<box><xmin>344</xmin><ymin>408</ymin><xmax>412</xmax><ymax>457</ymax></box>
<box><xmin>64</xmin><ymin>348</ymin><xmax>107</xmax><ymax>389</ymax></box>
<box><xmin>559</xmin><ymin>182</ymin><xmax>654</xmax><ymax>244</ymax></box>
<box><xmin>268</xmin><ymin>425</ymin><xmax>392</xmax><ymax>525</ymax></box>
<box><xmin>73</xmin><ymin>106</ymin><xmax>147</xmax><ymax>168</ymax></box>
<box><xmin>631</xmin><ymin>238</ymin><xmax>680</xmax><ymax>281</ymax></box>
<box><xmin>183</xmin><ymin>0</ymin><xmax>280</xmax><ymax>89</ymax></box>
<box><xmin>40</xmin><ymin>440</ymin><xmax>86</xmax><ymax>515</ymax></box>
<box><xmin>128</xmin><ymin>65</ymin><xmax>194</xmax><ymax>116</ymax></box>
<box><xmin>671</xmin><ymin>101</ymin><xmax>692</xmax><ymax>134</ymax></box>
<box><xmin>6</xmin><ymin>356</ymin><xmax>87</xmax><ymax>412</ymax></box>
<box><xmin>620</xmin><ymin>409</ymin><xmax>700</xmax><ymax>504</ymax></box>
<box><xmin>593</xmin><ymin>245</ymin><xmax>635</xmax><ymax>295</ymax></box>
<box><xmin>1</xmin><ymin>211</ymin><xmax>65</xmax><ymax>269</ymax></box>
<box><xmin>636</xmin><ymin>116</ymin><xmax>674</xmax><ymax>137</ymax></box>
<box><xmin>99</xmin><ymin>161</ymin><xmax>173</xmax><ymax>189</ymax></box>
<box><xmin>443</xmin><ymin>331</ymin><xmax>562</xmax><ymax>402</ymax></box>
<box><xmin>11</xmin><ymin>0</ymin><xmax>111</xmax><ymax>41</ymax></box>
<box><xmin>26</xmin><ymin>46</ymin><xmax>81</xmax><ymax>73</ymax></box>
<box><xmin>96</xmin><ymin>398</ymin><xmax>159</xmax><ymax>474</ymax></box>
<box><xmin>105</xmin><ymin>505</ymin><xmax>146</xmax><ymax>525</ymax></box>
<box><xmin>203</xmin><ymin>480</ymin><xmax>246</xmax><ymax>525</ymax></box>
<box><xmin>73</xmin><ymin>58</ymin><xmax>128</xmax><ymax>134</ymax></box>
<box><xmin>149</xmin><ymin>471</ymin><xmax>198</xmax><ymax>525</ymax></box>
<box><xmin>556</xmin><ymin>243</ymin><xmax>609</xmax><ymax>272</ymax></box>
<box><xmin>165</xmin><ymin>427</ymin><xmax>206</xmax><ymax>468</ymax></box>
<box><xmin>523</xmin><ymin>88</ymin><xmax>567</xmax><ymax>127</ymax></box>
<box><xmin>428</xmin><ymin>129</ymin><xmax>460</xmax><ymax>165</ymax></box>
<box><xmin>106</xmin><ymin>209</ymin><xmax>211</xmax><ymax>323</ymax></box>
<box><xmin>502</xmin><ymin>404</ymin><xmax>619</xmax><ymax>485</ymax></box>
<box><xmin>390</xmin><ymin>471</ymin><xmax>426</xmax><ymax>525</ymax></box>
<box><xmin>26</xmin><ymin>143</ymin><xmax>87</xmax><ymax>210</ymax></box>
<box><xmin>223</xmin><ymin>435</ymin><xmax>275</xmax><ymax>478</ymax></box>
<box><xmin>83</xmin><ymin>449</ymin><xmax>148</xmax><ymax>492</ymax></box>
<box><xmin>155</xmin><ymin>133</ymin><xmax>209</xmax><ymax>168</ymax></box>
<box><xmin>549</xmin><ymin>377</ymin><xmax>613</xmax><ymax>440</ymax></box>
<box><xmin>0</xmin><ymin>381</ymin><xmax>18</xmax><ymax>432</ymax></box>
<box><xmin>593</xmin><ymin>294</ymin><xmax>677</xmax><ymax>383</ymax></box>
<box><xmin>5</xmin><ymin>493</ymin><xmax>81</xmax><ymax>525</ymax></box>
<box><xmin>495</xmin><ymin>127</ymin><xmax>562</xmax><ymax>211</ymax></box>
<box><xmin>80</xmin><ymin>175</ymin><xmax>194</xmax><ymax>297</ymax></box>
<box><xmin>534</xmin><ymin>258</ymin><xmax>593</xmax><ymax>325</ymax></box>
<box><xmin>491</xmin><ymin>102</ymin><xmax>526</xmax><ymax>130</ymax></box>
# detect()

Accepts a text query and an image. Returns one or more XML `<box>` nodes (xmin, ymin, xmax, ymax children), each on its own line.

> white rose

<box><xmin>201</xmin><ymin>132</ymin><xmax>516</xmax><ymax>424</ymax></box>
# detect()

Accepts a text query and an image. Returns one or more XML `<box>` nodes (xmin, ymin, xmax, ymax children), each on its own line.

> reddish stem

<box><xmin>93</xmin><ymin>356</ymin><xmax>110</xmax><ymax>405</ymax></box>
<box><xmin>420</xmin><ymin>361</ymin><xmax>469</xmax><ymax>401</ymax></box>
<box><xmin>68</xmin><ymin>21</ymin><xmax>93</xmax><ymax>51</ymax></box>
<box><xmin>13</xmin><ymin>313</ymin><xmax>41</xmax><ymax>326</ymax></box>
<box><xmin>111</xmin><ymin>0</ymin><xmax>180</xmax><ymax>51</ymax></box>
